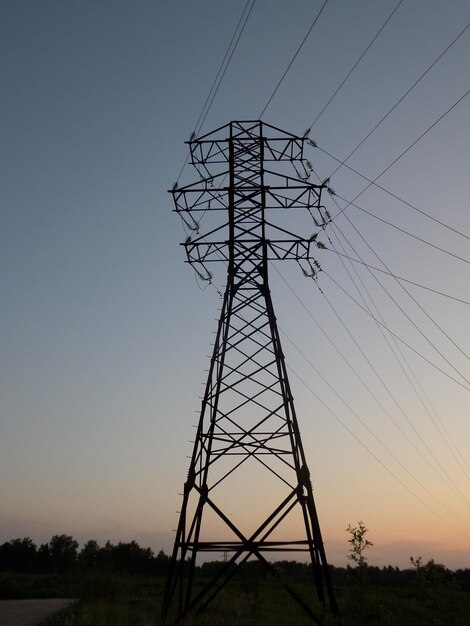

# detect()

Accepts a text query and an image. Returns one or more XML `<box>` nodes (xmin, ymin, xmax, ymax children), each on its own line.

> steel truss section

<box><xmin>162</xmin><ymin>121</ymin><xmax>339</xmax><ymax>625</ymax></box>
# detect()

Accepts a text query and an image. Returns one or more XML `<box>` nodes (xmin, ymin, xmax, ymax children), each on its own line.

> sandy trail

<box><xmin>0</xmin><ymin>599</ymin><xmax>76</xmax><ymax>626</ymax></box>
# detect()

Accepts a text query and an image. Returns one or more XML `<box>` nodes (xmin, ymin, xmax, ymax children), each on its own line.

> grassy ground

<box><xmin>0</xmin><ymin>573</ymin><xmax>85</xmax><ymax>600</ymax></box>
<box><xmin>43</xmin><ymin>582</ymin><xmax>470</xmax><ymax>625</ymax></box>
<box><xmin>1</xmin><ymin>573</ymin><xmax>469</xmax><ymax>625</ymax></box>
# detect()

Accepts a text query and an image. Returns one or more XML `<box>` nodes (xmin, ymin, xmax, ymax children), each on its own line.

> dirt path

<box><xmin>0</xmin><ymin>599</ymin><xmax>76</xmax><ymax>626</ymax></box>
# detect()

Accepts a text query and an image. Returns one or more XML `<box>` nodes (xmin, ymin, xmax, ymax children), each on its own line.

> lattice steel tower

<box><xmin>162</xmin><ymin>121</ymin><xmax>339</xmax><ymax>624</ymax></box>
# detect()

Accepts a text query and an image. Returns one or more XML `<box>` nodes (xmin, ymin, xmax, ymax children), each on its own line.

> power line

<box><xmin>175</xmin><ymin>0</ymin><xmax>257</xmax><ymax>184</ymax></box>
<box><xmin>193</xmin><ymin>0</ymin><xmax>256</xmax><ymax>137</ymax></box>
<box><xmin>259</xmin><ymin>0</ymin><xmax>330</xmax><ymax>118</ymax></box>
<box><xmin>335</xmin><ymin>206</ymin><xmax>470</xmax><ymax>371</ymax></box>
<box><xmin>312</xmin><ymin>161</ymin><xmax>469</xmax><ymax>482</ymax></box>
<box><xmin>329</xmin><ymin>85</ymin><xmax>470</xmax><ymax>221</ymax></box>
<box><xmin>315</xmin><ymin>278</ymin><xmax>469</xmax><ymax>502</ymax></box>
<box><xmin>309</xmin><ymin>163</ymin><xmax>470</xmax><ymax>481</ymax></box>
<box><xmin>322</xmin><ymin>246</ymin><xmax>470</xmax><ymax>306</ymax></box>
<box><xmin>274</xmin><ymin>266</ymin><xmax>419</xmax><ymax>437</ymax></box>
<box><xmin>195</xmin><ymin>0</ymin><xmax>257</xmax><ymax>136</ymax></box>
<box><xmin>328</xmin><ymin>22</ymin><xmax>470</xmax><ymax>179</ymax></box>
<box><xmin>287</xmin><ymin>363</ymin><xmax>470</xmax><ymax>540</ymax></box>
<box><xmin>328</xmin><ymin>221</ymin><xmax>470</xmax><ymax>483</ymax></box>
<box><xmin>306</xmin><ymin>0</ymin><xmax>405</xmax><ymax>131</ymax></box>
<box><xmin>281</xmin><ymin>327</ymin><xmax>470</xmax><ymax>520</ymax></box>
<box><xmin>323</xmin><ymin>270</ymin><xmax>470</xmax><ymax>393</ymax></box>
<box><xmin>275</xmin><ymin>264</ymin><xmax>470</xmax><ymax>527</ymax></box>
<box><xmin>275</xmin><ymin>263</ymin><xmax>469</xmax><ymax>501</ymax></box>
<box><xmin>308</xmin><ymin>161</ymin><xmax>470</xmax><ymax>393</ymax></box>
<box><xmin>331</xmin><ymin>191</ymin><xmax>470</xmax><ymax>267</ymax></box>
<box><xmin>312</xmin><ymin>142</ymin><xmax>470</xmax><ymax>243</ymax></box>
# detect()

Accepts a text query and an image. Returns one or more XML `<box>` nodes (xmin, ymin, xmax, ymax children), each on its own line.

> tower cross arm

<box><xmin>266</xmin><ymin>239</ymin><xmax>321</xmax><ymax>261</ymax></box>
<box><xmin>184</xmin><ymin>237</ymin><xmax>322</xmax><ymax>264</ymax></box>
<box><xmin>187</xmin><ymin>120</ymin><xmax>309</xmax><ymax>169</ymax></box>
<box><xmin>190</xmin><ymin>136</ymin><xmax>305</xmax><ymax>167</ymax></box>
<box><xmin>185</xmin><ymin>240</ymin><xmax>229</xmax><ymax>264</ymax></box>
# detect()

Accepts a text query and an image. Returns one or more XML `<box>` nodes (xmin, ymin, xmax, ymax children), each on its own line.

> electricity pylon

<box><xmin>161</xmin><ymin>121</ymin><xmax>339</xmax><ymax>624</ymax></box>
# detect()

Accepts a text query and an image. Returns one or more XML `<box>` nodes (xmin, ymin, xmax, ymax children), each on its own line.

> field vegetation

<box><xmin>1</xmin><ymin>535</ymin><xmax>469</xmax><ymax>624</ymax></box>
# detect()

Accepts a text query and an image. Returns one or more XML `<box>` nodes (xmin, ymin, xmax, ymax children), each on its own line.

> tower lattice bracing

<box><xmin>162</xmin><ymin>121</ymin><xmax>339</xmax><ymax>624</ymax></box>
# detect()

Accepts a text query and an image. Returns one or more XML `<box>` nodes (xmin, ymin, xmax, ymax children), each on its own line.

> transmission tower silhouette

<box><xmin>162</xmin><ymin>121</ymin><xmax>339</xmax><ymax>624</ymax></box>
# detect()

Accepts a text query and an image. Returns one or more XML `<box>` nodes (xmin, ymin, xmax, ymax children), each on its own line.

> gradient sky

<box><xmin>1</xmin><ymin>0</ymin><xmax>470</xmax><ymax>568</ymax></box>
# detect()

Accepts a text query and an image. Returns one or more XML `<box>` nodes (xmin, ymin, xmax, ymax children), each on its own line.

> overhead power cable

<box><xmin>328</xmin><ymin>22</ymin><xmax>470</xmax><ymax>179</ymax></box>
<box><xmin>305</xmin><ymin>0</ymin><xmax>405</xmax><ymax>131</ymax></box>
<box><xmin>280</xmin><ymin>327</ymin><xmax>469</xmax><ymax>519</ymax></box>
<box><xmin>311</xmin><ymin>162</ymin><xmax>470</xmax><ymax>482</ymax></box>
<box><xmin>328</xmin><ymin>221</ymin><xmax>470</xmax><ymax>483</ymax></box>
<box><xmin>273</xmin><ymin>267</ymin><xmax>422</xmax><ymax>443</ymax></box>
<box><xmin>192</xmin><ymin>0</ymin><xmax>256</xmax><ymax>137</ymax></box>
<box><xmin>259</xmin><ymin>0</ymin><xmax>330</xmax><ymax>118</ymax></box>
<box><xmin>323</xmin><ymin>270</ymin><xmax>470</xmax><ymax>393</ymax></box>
<box><xmin>329</xmin><ymin>85</ymin><xmax>470</xmax><ymax>221</ymax></box>
<box><xmin>276</xmin><ymin>264</ymin><xmax>469</xmax><ymax>499</ymax></box>
<box><xmin>312</xmin><ymin>142</ymin><xmax>470</xmax><ymax>243</ymax></box>
<box><xmin>310</xmin><ymin>165</ymin><xmax>470</xmax><ymax>485</ymax></box>
<box><xmin>334</xmin><ymin>205</ymin><xmax>470</xmax><ymax>370</ymax></box>
<box><xmin>331</xmin><ymin>192</ymin><xmax>470</xmax><ymax>267</ymax></box>
<box><xmin>308</xmin><ymin>160</ymin><xmax>470</xmax><ymax>391</ymax></box>
<box><xmin>322</xmin><ymin>246</ymin><xmax>470</xmax><ymax>306</ymax></box>
<box><xmin>314</xmin><ymin>278</ymin><xmax>469</xmax><ymax>502</ymax></box>
<box><xmin>288</xmin><ymin>364</ymin><xmax>470</xmax><ymax>540</ymax></box>
<box><xmin>175</xmin><ymin>0</ymin><xmax>257</xmax><ymax>185</ymax></box>
<box><xmin>194</xmin><ymin>0</ymin><xmax>257</xmax><ymax>136</ymax></box>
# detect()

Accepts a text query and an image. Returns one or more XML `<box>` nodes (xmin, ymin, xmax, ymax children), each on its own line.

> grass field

<box><xmin>1</xmin><ymin>572</ymin><xmax>469</xmax><ymax>625</ymax></box>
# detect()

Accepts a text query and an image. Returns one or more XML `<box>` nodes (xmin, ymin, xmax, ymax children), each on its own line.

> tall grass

<box><xmin>28</xmin><ymin>573</ymin><xmax>470</xmax><ymax>625</ymax></box>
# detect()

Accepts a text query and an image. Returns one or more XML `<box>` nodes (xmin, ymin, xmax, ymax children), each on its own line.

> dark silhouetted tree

<box><xmin>0</xmin><ymin>538</ymin><xmax>37</xmax><ymax>572</ymax></box>
<box><xmin>49</xmin><ymin>534</ymin><xmax>78</xmax><ymax>573</ymax></box>
<box><xmin>112</xmin><ymin>541</ymin><xmax>154</xmax><ymax>575</ymax></box>
<box><xmin>37</xmin><ymin>542</ymin><xmax>51</xmax><ymax>572</ymax></box>
<box><xmin>154</xmin><ymin>549</ymin><xmax>170</xmax><ymax>576</ymax></box>
<box><xmin>79</xmin><ymin>540</ymin><xmax>100</xmax><ymax>570</ymax></box>
<box><xmin>422</xmin><ymin>559</ymin><xmax>456</xmax><ymax>589</ymax></box>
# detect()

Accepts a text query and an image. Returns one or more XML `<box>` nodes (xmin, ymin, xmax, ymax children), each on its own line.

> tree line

<box><xmin>200</xmin><ymin>558</ymin><xmax>470</xmax><ymax>592</ymax></box>
<box><xmin>1</xmin><ymin>535</ymin><xmax>469</xmax><ymax>592</ymax></box>
<box><xmin>0</xmin><ymin>536</ymin><xmax>169</xmax><ymax>576</ymax></box>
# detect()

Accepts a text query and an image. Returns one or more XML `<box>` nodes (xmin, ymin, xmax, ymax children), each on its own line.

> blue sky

<box><xmin>1</xmin><ymin>0</ymin><xmax>470</xmax><ymax>567</ymax></box>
